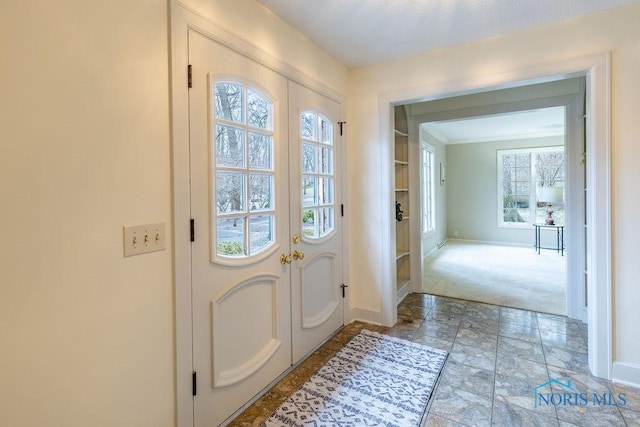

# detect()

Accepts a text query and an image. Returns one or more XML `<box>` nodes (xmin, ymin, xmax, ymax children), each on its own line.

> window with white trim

<box><xmin>300</xmin><ymin>111</ymin><xmax>335</xmax><ymax>239</ymax></box>
<box><xmin>213</xmin><ymin>80</ymin><xmax>275</xmax><ymax>257</ymax></box>
<box><xmin>421</xmin><ymin>142</ymin><xmax>435</xmax><ymax>233</ymax></box>
<box><xmin>498</xmin><ymin>146</ymin><xmax>565</xmax><ymax>227</ymax></box>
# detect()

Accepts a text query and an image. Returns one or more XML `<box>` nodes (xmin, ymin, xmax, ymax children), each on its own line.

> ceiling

<box><xmin>256</xmin><ymin>1</ymin><xmax>600</xmax><ymax>143</ymax></box>
<box><xmin>421</xmin><ymin>106</ymin><xmax>565</xmax><ymax>145</ymax></box>
<box><xmin>257</xmin><ymin>0</ymin><xmax>638</xmax><ymax>68</ymax></box>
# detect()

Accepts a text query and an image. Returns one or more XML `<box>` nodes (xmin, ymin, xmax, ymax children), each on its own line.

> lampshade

<box><xmin>538</xmin><ymin>186</ymin><xmax>563</xmax><ymax>204</ymax></box>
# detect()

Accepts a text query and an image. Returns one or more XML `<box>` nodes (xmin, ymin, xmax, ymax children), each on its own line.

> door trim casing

<box><xmin>170</xmin><ymin>3</ymin><xmax>348</xmax><ymax>426</ymax></box>
<box><xmin>379</xmin><ymin>53</ymin><xmax>612</xmax><ymax>380</ymax></box>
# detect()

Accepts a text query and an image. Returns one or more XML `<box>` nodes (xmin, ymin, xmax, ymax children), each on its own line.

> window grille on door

<box><xmin>213</xmin><ymin>80</ymin><xmax>275</xmax><ymax>258</ymax></box>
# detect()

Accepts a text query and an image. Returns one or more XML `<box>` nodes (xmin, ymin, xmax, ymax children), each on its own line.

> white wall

<box><xmin>348</xmin><ymin>3</ymin><xmax>640</xmax><ymax>376</ymax></box>
<box><xmin>0</xmin><ymin>0</ymin><xmax>347</xmax><ymax>426</ymax></box>
<box><xmin>446</xmin><ymin>136</ymin><xmax>564</xmax><ymax>245</ymax></box>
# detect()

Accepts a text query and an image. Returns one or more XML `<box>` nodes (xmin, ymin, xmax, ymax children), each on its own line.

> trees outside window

<box><xmin>498</xmin><ymin>146</ymin><xmax>564</xmax><ymax>227</ymax></box>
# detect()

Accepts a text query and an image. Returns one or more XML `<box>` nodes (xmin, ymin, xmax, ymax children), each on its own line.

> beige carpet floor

<box><xmin>423</xmin><ymin>240</ymin><xmax>566</xmax><ymax>315</ymax></box>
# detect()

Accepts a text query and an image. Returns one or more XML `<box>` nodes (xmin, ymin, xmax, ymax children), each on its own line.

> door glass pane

<box><xmin>215</xmin><ymin>125</ymin><xmax>245</xmax><ymax>168</ymax></box>
<box><xmin>217</xmin><ymin>217</ymin><xmax>245</xmax><ymax>256</ymax></box>
<box><xmin>319</xmin><ymin>208</ymin><xmax>333</xmax><ymax>237</ymax></box>
<box><xmin>247</xmin><ymin>88</ymin><xmax>272</xmax><ymax>130</ymax></box>
<box><xmin>319</xmin><ymin>116</ymin><xmax>332</xmax><ymax>145</ymax></box>
<box><xmin>249</xmin><ymin>174</ymin><xmax>272</xmax><ymax>211</ymax></box>
<box><xmin>302</xmin><ymin>209</ymin><xmax>317</xmax><ymax>238</ymax></box>
<box><xmin>302</xmin><ymin>143</ymin><xmax>316</xmax><ymax>173</ymax></box>
<box><xmin>216</xmin><ymin>172</ymin><xmax>245</xmax><ymax>214</ymax></box>
<box><xmin>212</xmin><ymin>80</ymin><xmax>277</xmax><ymax>259</ymax></box>
<box><xmin>319</xmin><ymin>178</ymin><xmax>332</xmax><ymax>205</ymax></box>
<box><xmin>302</xmin><ymin>176</ymin><xmax>316</xmax><ymax>207</ymax></box>
<box><xmin>248</xmin><ymin>133</ymin><xmax>272</xmax><ymax>170</ymax></box>
<box><xmin>319</xmin><ymin>146</ymin><xmax>332</xmax><ymax>174</ymax></box>
<box><xmin>299</xmin><ymin>111</ymin><xmax>335</xmax><ymax>239</ymax></box>
<box><xmin>301</xmin><ymin>112</ymin><xmax>316</xmax><ymax>140</ymax></box>
<box><xmin>249</xmin><ymin>214</ymin><xmax>273</xmax><ymax>254</ymax></box>
<box><xmin>215</xmin><ymin>82</ymin><xmax>243</xmax><ymax>123</ymax></box>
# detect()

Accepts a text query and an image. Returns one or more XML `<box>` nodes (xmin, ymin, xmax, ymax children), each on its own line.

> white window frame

<box><xmin>497</xmin><ymin>145</ymin><xmax>564</xmax><ymax>228</ymax></box>
<box><xmin>421</xmin><ymin>142</ymin><xmax>435</xmax><ymax>234</ymax></box>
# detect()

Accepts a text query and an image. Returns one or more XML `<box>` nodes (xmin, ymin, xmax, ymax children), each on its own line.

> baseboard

<box><xmin>612</xmin><ymin>361</ymin><xmax>640</xmax><ymax>389</ymax></box>
<box><xmin>447</xmin><ymin>238</ymin><xmax>530</xmax><ymax>248</ymax></box>
<box><xmin>350</xmin><ymin>307</ymin><xmax>382</xmax><ymax>325</ymax></box>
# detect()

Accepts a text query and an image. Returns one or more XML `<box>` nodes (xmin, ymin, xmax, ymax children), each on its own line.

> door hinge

<box><xmin>338</xmin><ymin>121</ymin><xmax>346</xmax><ymax>136</ymax></box>
<box><xmin>341</xmin><ymin>204</ymin><xmax>344</xmax><ymax>217</ymax></box>
<box><xmin>188</xmin><ymin>64</ymin><xmax>193</xmax><ymax>89</ymax></box>
<box><xmin>192</xmin><ymin>371</ymin><xmax>197</xmax><ymax>396</ymax></box>
<box><xmin>190</xmin><ymin>219</ymin><xmax>195</xmax><ymax>242</ymax></box>
<box><xmin>340</xmin><ymin>284</ymin><xmax>348</xmax><ymax>298</ymax></box>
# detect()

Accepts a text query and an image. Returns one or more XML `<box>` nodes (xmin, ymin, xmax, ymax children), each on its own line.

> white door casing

<box><xmin>289</xmin><ymin>82</ymin><xmax>345</xmax><ymax>363</ymax></box>
<box><xmin>189</xmin><ymin>30</ymin><xmax>292</xmax><ymax>426</ymax></box>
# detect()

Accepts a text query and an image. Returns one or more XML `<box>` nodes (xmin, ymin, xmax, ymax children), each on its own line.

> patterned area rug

<box><xmin>262</xmin><ymin>329</ymin><xmax>448</xmax><ymax>426</ymax></box>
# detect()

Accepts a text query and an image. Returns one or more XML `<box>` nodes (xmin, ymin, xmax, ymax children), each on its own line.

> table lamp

<box><xmin>538</xmin><ymin>186</ymin><xmax>563</xmax><ymax>225</ymax></box>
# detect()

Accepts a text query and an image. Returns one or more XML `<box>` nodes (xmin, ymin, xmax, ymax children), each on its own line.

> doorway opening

<box><xmin>382</xmin><ymin>53</ymin><xmax>612</xmax><ymax>380</ymax></box>
<box><xmin>410</xmin><ymin>88</ymin><xmax>581</xmax><ymax>317</ymax></box>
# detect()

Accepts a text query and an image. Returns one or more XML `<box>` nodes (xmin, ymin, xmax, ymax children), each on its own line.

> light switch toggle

<box><xmin>123</xmin><ymin>222</ymin><xmax>166</xmax><ymax>257</ymax></box>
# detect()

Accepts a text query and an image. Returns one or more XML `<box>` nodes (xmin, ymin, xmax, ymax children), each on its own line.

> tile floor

<box><xmin>229</xmin><ymin>293</ymin><xmax>640</xmax><ymax>426</ymax></box>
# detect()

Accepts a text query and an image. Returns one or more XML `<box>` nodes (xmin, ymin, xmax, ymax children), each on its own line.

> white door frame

<box><xmin>169</xmin><ymin>3</ymin><xmax>348</xmax><ymax>426</ymax></box>
<box><xmin>379</xmin><ymin>53</ymin><xmax>612</xmax><ymax>379</ymax></box>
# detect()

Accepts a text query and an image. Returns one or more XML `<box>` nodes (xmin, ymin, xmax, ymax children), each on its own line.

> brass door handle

<box><xmin>292</xmin><ymin>250</ymin><xmax>304</xmax><ymax>260</ymax></box>
<box><xmin>280</xmin><ymin>254</ymin><xmax>292</xmax><ymax>265</ymax></box>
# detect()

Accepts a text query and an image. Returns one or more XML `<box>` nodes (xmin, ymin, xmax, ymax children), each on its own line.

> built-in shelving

<box><xmin>394</xmin><ymin>105</ymin><xmax>411</xmax><ymax>305</ymax></box>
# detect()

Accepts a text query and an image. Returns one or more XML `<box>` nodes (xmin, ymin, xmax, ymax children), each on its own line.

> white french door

<box><xmin>188</xmin><ymin>31</ymin><xmax>344</xmax><ymax>426</ymax></box>
<box><xmin>189</xmin><ymin>30</ymin><xmax>291</xmax><ymax>427</ymax></box>
<box><xmin>288</xmin><ymin>82</ymin><xmax>344</xmax><ymax>363</ymax></box>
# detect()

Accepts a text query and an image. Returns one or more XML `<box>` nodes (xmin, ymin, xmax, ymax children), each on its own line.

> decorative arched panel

<box><xmin>211</xmin><ymin>275</ymin><xmax>281</xmax><ymax>388</ymax></box>
<box><xmin>299</xmin><ymin>251</ymin><xmax>339</xmax><ymax>329</ymax></box>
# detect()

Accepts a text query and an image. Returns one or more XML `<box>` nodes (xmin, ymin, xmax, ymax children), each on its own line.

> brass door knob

<box><xmin>280</xmin><ymin>254</ymin><xmax>292</xmax><ymax>265</ymax></box>
<box><xmin>292</xmin><ymin>250</ymin><xmax>304</xmax><ymax>260</ymax></box>
<box><xmin>292</xmin><ymin>234</ymin><xmax>301</xmax><ymax>244</ymax></box>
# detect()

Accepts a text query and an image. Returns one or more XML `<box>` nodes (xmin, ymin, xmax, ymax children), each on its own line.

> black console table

<box><xmin>533</xmin><ymin>224</ymin><xmax>564</xmax><ymax>256</ymax></box>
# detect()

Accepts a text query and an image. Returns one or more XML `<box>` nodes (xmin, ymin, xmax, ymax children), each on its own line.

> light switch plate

<box><xmin>123</xmin><ymin>222</ymin><xmax>166</xmax><ymax>257</ymax></box>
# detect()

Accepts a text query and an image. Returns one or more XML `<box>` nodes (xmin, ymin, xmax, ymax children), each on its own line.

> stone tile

<box><xmin>620</xmin><ymin>408</ymin><xmax>640</xmax><ymax>426</ymax></box>
<box><xmin>427</xmin><ymin>308</ymin><xmax>464</xmax><ymax>323</ymax></box>
<box><xmin>607</xmin><ymin>382</ymin><xmax>640</xmax><ymax>412</ymax></box>
<box><xmin>430</xmin><ymin>384</ymin><xmax>493</xmax><ymax>427</ymax></box>
<box><xmin>546</xmin><ymin>365</ymin><xmax>613</xmax><ymax>397</ymax></box>
<box><xmin>537</xmin><ymin>317</ymin><xmax>583</xmax><ymax>336</ymax></box>
<box><xmin>229</xmin><ymin>389</ymin><xmax>288</xmax><ymax>426</ymax></box>
<box><xmin>449</xmin><ymin>342</ymin><xmax>497</xmax><ymax>372</ymax></box>
<box><xmin>494</xmin><ymin>374</ymin><xmax>556</xmax><ymax>417</ymax></box>
<box><xmin>500</xmin><ymin>309</ymin><xmax>539</xmax><ymax>328</ymax></box>
<box><xmin>431</xmin><ymin>301</ymin><xmax>466</xmax><ymax>315</ymax></box>
<box><xmin>455</xmin><ymin>327</ymin><xmax>498</xmax><ymax>352</ymax></box>
<box><xmin>499</xmin><ymin>322</ymin><xmax>541</xmax><ymax>344</ymax></box>
<box><xmin>416</xmin><ymin>319</ymin><xmax>460</xmax><ymax>341</ymax></box>
<box><xmin>403</xmin><ymin>292</ymin><xmax>436</xmax><ymax>308</ymax></box>
<box><xmin>440</xmin><ymin>360</ymin><xmax>495</xmax><ymax>398</ymax></box>
<box><xmin>543</xmin><ymin>345</ymin><xmax>590</xmax><ymax>374</ymax></box>
<box><xmin>539</xmin><ymin>330</ymin><xmax>587</xmax><ymax>354</ymax></box>
<box><xmin>412</xmin><ymin>334</ymin><xmax>454</xmax><ymax>353</ymax></box>
<box><xmin>464</xmin><ymin>302</ymin><xmax>501</xmax><ymax>322</ymax></box>
<box><xmin>397</xmin><ymin>303</ymin><xmax>429</xmax><ymax>321</ymax></box>
<box><xmin>496</xmin><ymin>353</ymin><xmax>548</xmax><ymax>385</ymax></box>
<box><xmin>492</xmin><ymin>399</ymin><xmax>559</xmax><ymax>427</ymax></box>
<box><xmin>424</xmin><ymin>413</ymin><xmax>471</xmax><ymax>427</ymax></box>
<box><xmin>497</xmin><ymin>335</ymin><xmax>545</xmax><ymax>363</ymax></box>
<box><xmin>460</xmin><ymin>316</ymin><xmax>499</xmax><ymax>335</ymax></box>
<box><xmin>555</xmin><ymin>401</ymin><xmax>626</xmax><ymax>426</ymax></box>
